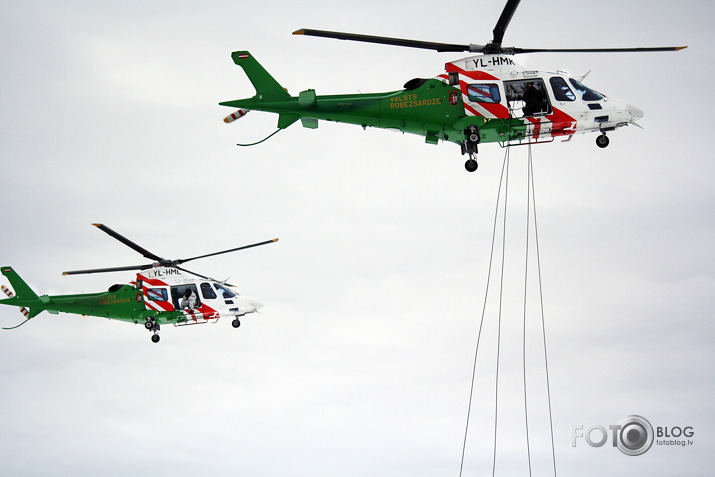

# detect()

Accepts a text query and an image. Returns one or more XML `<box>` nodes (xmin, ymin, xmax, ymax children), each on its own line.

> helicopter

<box><xmin>219</xmin><ymin>0</ymin><xmax>686</xmax><ymax>172</ymax></box>
<box><xmin>0</xmin><ymin>224</ymin><xmax>278</xmax><ymax>343</ymax></box>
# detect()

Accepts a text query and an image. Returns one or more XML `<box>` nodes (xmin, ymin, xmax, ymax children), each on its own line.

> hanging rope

<box><xmin>522</xmin><ymin>145</ymin><xmax>534</xmax><ymax>476</ymax></box>
<box><xmin>459</xmin><ymin>147</ymin><xmax>510</xmax><ymax>477</ymax></box>
<box><xmin>492</xmin><ymin>148</ymin><xmax>510</xmax><ymax>477</ymax></box>
<box><xmin>460</xmin><ymin>144</ymin><xmax>557</xmax><ymax>477</ymax></box>
<box><xmin>527</xmin><ymin>144</ymin><xmax>558</xmax><ymax>476</ymax></box>
<box><xmin>236</xmin><ymin>128</ymin><xmax>282</xmax><ymax>147</ymax></box>
<box><xmin>523</xmin><ymin>152</ymin><xmax>533</xmax><ymax>476</ymax></box>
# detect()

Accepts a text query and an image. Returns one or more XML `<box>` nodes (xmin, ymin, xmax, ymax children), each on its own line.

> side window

<box><xmin>466</xmin><ymin>83</ymin><xmax>501</xmax><ymax>103</ymax></box>
<box><xmin>569</xmin><ymin>78</ymin><xmax>605</xmax><ymax>101</ymax></box>
<box><xmin>146</xmin><ymin>288</ymin><xmax>168</xmax><ymax>302</ymax></box>
<box><xmin>200</xmin><ymin>282</ymin><xmax>217</xmax><ymax>300</ymax></box>
<box><xmin>550</xmin><ymin>77</ymin><xmax>575</xmax><ymax>101</ymax></box>
<box><xmin>171</xmin><ymin>285</ymin><xmax>201</xmax><ymax>310</ymax></box>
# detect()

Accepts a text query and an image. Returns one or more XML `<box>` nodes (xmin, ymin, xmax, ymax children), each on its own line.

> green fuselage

<box><xmin>0</xmin><ymin>284</ymin><xmax>146</xmax><ymax>322</ymax></box>
<box><xmin>221</xmin><ymin>78</ymin><xmax>533</xmax><ymax>147</ymax></box>
<box><xmin>0</xmin><ymin>266</ymin><xmax>189</xmax><ymax>326</ymax></box>
<box><xmin>222</xmin><ymin>79</ymin><xmax>469</xmax><ymax>144</ymax></box>
<box><xmin>220</xmin><ymin>50</ymin><xmax>531</xmax><ymax>149</ymax></box>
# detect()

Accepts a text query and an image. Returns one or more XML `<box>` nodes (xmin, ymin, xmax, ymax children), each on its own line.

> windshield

<box><xmin>213</xmin><ymin>283</ymin><xmax>237</xmax><ymax>299</ymax></box>
<box><xmin>569</xmin><ymin>78</ymin><xmax>605</xmax><ymax>101</ymax></box>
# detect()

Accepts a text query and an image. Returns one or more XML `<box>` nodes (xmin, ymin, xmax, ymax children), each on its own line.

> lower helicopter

<box><xmin>0</xmin><ymin>224</ymin><xmax>278</xmax><ymax>343</ymax></box>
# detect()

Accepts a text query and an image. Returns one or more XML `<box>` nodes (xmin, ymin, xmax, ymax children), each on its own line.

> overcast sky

<box><xmin>0</xmin><ymin>1</ymin><xmax>713</xmax><ymax>476</ymax></box>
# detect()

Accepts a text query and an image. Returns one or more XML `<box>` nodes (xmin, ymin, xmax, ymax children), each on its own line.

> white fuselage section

<box><xmin>135</xmin><ymin>267</ymin><xmax>262</xmax><ymax>324</ymax></box>
<box><xmin>440</xmin><ymin>54</ymin><xmax>643</xmax><ymax>143</ymax></box>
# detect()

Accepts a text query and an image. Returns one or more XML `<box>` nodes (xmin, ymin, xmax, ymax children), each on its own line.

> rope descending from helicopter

<box><xmin>522</xmin><ymin>144</ymin><xmax>557</xmax><ymax>477</ymax></box>
<box><xmin>459</xmin><ymin>144</ymin><xmax>557</xmax><ymax>477</ymax></box>
<box><xmin>459</xmin><ymin>147</ymin><xmax>510</xmax><ymax>477</ymax></box>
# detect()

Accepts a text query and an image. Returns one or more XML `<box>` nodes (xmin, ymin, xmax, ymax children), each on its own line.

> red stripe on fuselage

<box><xmin>527</xmin><ymin>117</ymin><xmax>542</xmax><ymax>139</ymax></box>
<box><xmin>545</xmin><ymin>107</ymin><xmax>576</xmax><ymax>136</ymax></box>
<box><xmin>440</xmin><ymin>69</ymin><xmax>511</xmax><ymax>119</ymax></box>
<box><xmin>463</xmin><ymin>84</ymin><xmax>510</xmax><ymax>118</ymax></box>
<box><xmin>140</xmin><ymin>276</ymin><xmax>168</xmax><ymax>287</ymax></box>
<box><xmin>444</xmin><ymin>64</ymin><xmax>500</xmax><ymax>81</ymax></box>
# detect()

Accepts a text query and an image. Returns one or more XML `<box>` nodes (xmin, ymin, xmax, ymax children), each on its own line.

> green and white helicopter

<box><xmin>0</xmin><ymin>224</ymin><xmax>278</xmax><ymax>343</ymax></box>
<box><xmin>220</xmin><ymin>0</ymin><xmax>685</xmax><ymax>171</ymax></box>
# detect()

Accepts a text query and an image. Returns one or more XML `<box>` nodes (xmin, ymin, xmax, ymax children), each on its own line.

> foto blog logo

<box><xmin>573</xmin><ymin>415</ymin><xmax>654</xmax><ymax>456</ymax></box>
<box><xmin>573</xmin><ymin>415</ymin><xmax>695</xmax><ymax>456</ymax></box>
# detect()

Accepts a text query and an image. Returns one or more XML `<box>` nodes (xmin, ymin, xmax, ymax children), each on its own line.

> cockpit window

<box><xmin>213</xmin><ymin>283</ymin><xmax>237</xmax><ymax>299</ymax></box>
<box><xmin>568</xmin><ymin>78</ymin><xmax>605</xmax><ymax>101</ymax></box>
<box><xmin>466</xmin><ymin>84</ymin><xmax>501</xmax><ymax>103</ymax></box>
<box><xmin>200</xmin><ymin>282</ymin><xmax>217</xmax><ymax>300</ymax></box>
<box><xmin>550</xmin><ymin>77</ymin><xmax>575</xmax><ymax>101</ymax></box>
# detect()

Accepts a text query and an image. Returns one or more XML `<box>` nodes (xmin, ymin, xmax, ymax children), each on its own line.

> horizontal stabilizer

<box><xmin>278</xmin><ymin>113</ymin><xmax>300</xmax><ymax>129</ymax></box>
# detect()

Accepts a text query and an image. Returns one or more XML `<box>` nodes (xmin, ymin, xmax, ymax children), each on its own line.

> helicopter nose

<box><xmin>627</xmin><ymin>104</ymin><xmax>644</xmax><ymax>121</ymax></box>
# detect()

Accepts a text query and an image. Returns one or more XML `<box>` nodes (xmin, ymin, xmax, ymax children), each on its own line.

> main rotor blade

<box><xmin>177</xmin><ymin>238</ymin><xmax>279</xmax><ymax>265</ymax></box>
<box><xmin>92</xmin><ymin>223</ymin><xmax>165</xmax><ymax>263</ymax></box>
<box><xmin>62</xmin><ymin>264</ymin><xmax>152</xmax><ymax>276</ymax></box>
<box><xmin>492</xmin><ymin>0</ymin><xmax>521</xmax><ymax>46</ymax></box>
<box><xmin>512</xmin><ymin>46</ymin><xmax>688</xmax><ymax>54</ymax></box>
<box><xmin>175</xmin><ymin>267</ymin><xmax>237</xmax><ymax>287</ymax></box>
<box><xmin>175</xmin><ymin>266</ymin><xmax>212</xmax><ymax>281</ymax></box>
<box><xmin>294</xmin><ymin>29</ymin><xmax>475</xmax><ymax>53</ymax></box>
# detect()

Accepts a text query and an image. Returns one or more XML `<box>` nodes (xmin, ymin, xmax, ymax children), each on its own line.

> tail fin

<box><xmin>1</xmin><ymin>267</ymin><xmax>38</xmax><ymax>301</ymax></box>
<box><xmin>1</xmin><ymin>266</ymin><xmax>45</xmax><ymax>320</ymax></box>
<box><xmin>230</xmin><ymin>51</ymin><xmax>290</xmax><ymax>101</ymax></box>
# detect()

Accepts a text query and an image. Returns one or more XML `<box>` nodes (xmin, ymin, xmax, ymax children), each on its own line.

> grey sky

<box><xmin>0</xmin><ymin>1</ymin><xmax>713</xmax><ymax>476</ymax></box>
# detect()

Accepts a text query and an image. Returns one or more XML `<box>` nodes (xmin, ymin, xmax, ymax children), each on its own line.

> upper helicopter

<box><xmin>0</xmin><ymin>224</ymin><xmax>278</xmax><ymax>343</ymax></box>
<box><xmin>220</xmin><ymin>0</ymin><xmax>686</xmax><ymax>172</ymax></box>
